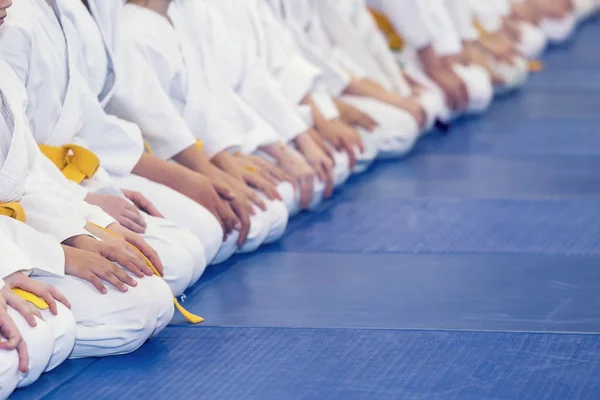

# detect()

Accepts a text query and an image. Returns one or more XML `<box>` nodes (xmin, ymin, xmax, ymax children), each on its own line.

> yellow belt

<box><xmin>369</xmin><ymin>9</ymin><xmax>405</xmax><ymax>51</ymax></box>
<box><xmin>88</xmin><ymin>222</ymin><xmax>204</xmax><ymax>324</ymax></box>
<box><xmin>39</xmin><ymin>144</ymin><xmax>100</xmax><ymax>184</ymax></box>
<box><xmin>0</xmin><ymin>201</ymin><xmax>26</xmax><ymax>222</ymax></box>
<box><xmin>0</xmin><ymin>202</ymin><xmax>50</xmax><ymax>309</ymax></box>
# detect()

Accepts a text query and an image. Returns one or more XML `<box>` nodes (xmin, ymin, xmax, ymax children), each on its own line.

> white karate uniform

<box><xmin>573</xmin><ymin>0</ymin><xmax>600</xmax><ymax>21</ymax></box>
<box><xmin>267</xmin><ymin>0</ymin><xmax>419</xmax><ymax>158</ymax></box>
<box><xmin>367</xmin><ymin>0</ymin><xmax>494</xmax><ymax>121</ymax></box>
<box><xmin>0</xmin><ymin>223</ymin><xmax>76</xmax><ymax>388</ymax></box>
<box><xmin>458</xmin><ymin>0</ymin><xmax>529</xmax><ymax>95</ymax></box>
<box><xmin>0</xmin><ymin>0</ymin><xmax>208</xmax><ymax>293</ymax></box>
<box><xmin>59</xmin><ymin>0</ymin><xmax>229</xmax><ymax>266</ymax></box>
<box><xmin>170</xmin><ymin>0</ymin><xmax>343</xmax><ymax>214</ymax></box>
<box><xmin>0</xmin><ymin>57</ymin><xmax>173</xmax><ymax>358</ymax></box>
<box><xmin>474</xmin><ymin>0</ymin><xmax>547</xmax><ymax>59</ymax></box>
<box><xmin>315</xmin><ymin>0</ymin><xmax>446</xmax><ymax>133</ymax></box>
<box><xmin>121</xmin><ymin>4</ymin><xmax>287</xmax><ymax>261</ymax></box>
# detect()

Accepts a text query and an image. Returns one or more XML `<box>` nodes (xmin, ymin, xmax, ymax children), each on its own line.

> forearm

<box><xmin>170</xmin><ymin>145</ymin><xmax>213</xmax><ymax>174</ymax></box>
<box><xmin>418</xmin><ymin>45</ymin><xmax>444</xmax><ymax>75</ymax></box>
<box><xmin>132</xmin><ymin>152</ymin><xmax>206</xmax><ymax>195</ymax></box>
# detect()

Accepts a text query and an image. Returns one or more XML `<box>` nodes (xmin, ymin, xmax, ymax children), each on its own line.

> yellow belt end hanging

<box><xmin>528</xmin><ymin>60</ymin><xmax>545</xmax><ymax>72</ymax></box>
<box><xmin>13</xmin><ymin>288</ymin><xmax>49</xmax><ymax>310</ymax></box>
<box><xmin>174</xmin><ymin>299</ymin><xmax>204</xmax><ymax>324</ymax></box>
<box><xmin>87</xmin><ymin>222</ymin><xmax>204</xmax><ymax>324</ymax></box>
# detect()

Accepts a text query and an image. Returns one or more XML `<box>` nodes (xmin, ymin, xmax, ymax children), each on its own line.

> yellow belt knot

<box><xmin>39</xmin><ymin>144</ymin><xmax>100</xmax><ymax>184</ymax></box>
<box><xmin>195</xmin><ymin>139</ymin><xmax>203</xmax><ymax>152</ymax></box>
<box><xmin>87</xmin><ymin>222</ymin><xmax>204</xmax><ymax>324</ymax></box>
<box><xmin>0</xmin><ymin>202</ymin><xmax>26</xmax><ymax>222</ymax></box>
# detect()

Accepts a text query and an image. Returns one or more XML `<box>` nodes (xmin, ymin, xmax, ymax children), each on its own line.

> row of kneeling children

<box><xmin>0</xmin><ymin>0</ymin><xmax>597</xmax><ymax>397</ymax></box>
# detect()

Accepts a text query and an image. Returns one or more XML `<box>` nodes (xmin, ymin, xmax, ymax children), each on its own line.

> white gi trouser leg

<box><xmin>37</xmin><ymin>303</ymin><xmax>76</xmax><ymax>372</ymax></box>
<box><xmin>0</xmin><ymin>348</ymin><xmax>19</xmax><ymax>400</ymax></box>
<box><xmin>141</xmin><ymin>214</ymin><xmax>206</xmax><ymax>296</ymax></box>
<box><xmin>36</xmin><ymin>274</ymin><xmax>173</xmax><ymax>358</ymax></box>
<box><xmin>539</xmin><ymin>14</ymin><xmax>577</xmax><ymax>44</ymax></box>
<box><xmin>330</xmin><ymin>146</ymin><xmax>352</xmax><ymax>187</ymax></box>
<box><xmin>258</xmin><ymin>194</ymin><xmax>290</xmax><ymax>245</ymax></box>
<box><xmin>256</xmin><ymin>151</ymin><xmax>326</xmax><ymax>217</ymax></box>
<box><xmin>418</xmin><ymin>88</ymin><xmax>447</xmax><ymax>133</ymax></box>
<box><xmin>340</xmin><ymin>95</ymin><xmax>420</xmax><ymax>159</ymax></box>
<box><xmin>518</xmin><ymin>21</ymin><xmax>548</xmax><ymax>59</ymax></box>
<box><xmin>489</xmin><ymin>56</ymin><xmax>530</xmax><ymax>95</ymax></box>
<box><xmin>112</xmin><ymin>174</ymin><xmax>229</xmax><ymax>266</ymax></box>
<box><xmin>6</xmin><ymin>308</ymin><xmax>54</xmax><ymax>388</ymax></box>
<box><xmin>452</xmin><ymin>63</ymin><xmax>494</xmax><ymax>115</ymax></box>
<box><xmin>352</xmin><ymin>127</ymin><xmax>379</xmax><ymax>174</ymax></box>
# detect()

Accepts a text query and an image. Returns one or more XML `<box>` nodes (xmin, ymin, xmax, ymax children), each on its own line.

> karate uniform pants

<box><xmin>114</xmin><ymin>174</ymin><xmax>288</xmax><ymax>265</ymax></box>
<box><xmin>340</xmin><ymin>95</ymin><xmax>420</xmax><ymax>159</ymax></box>
<box><xmin>36</xmin><ymin>273</ymin><xmax>174</xmax><ymax>359</ymax></box>
<box><xmin>0</xmin><ymin>302</ymin><xmax>76</xmax><ymax>395</ymax></box>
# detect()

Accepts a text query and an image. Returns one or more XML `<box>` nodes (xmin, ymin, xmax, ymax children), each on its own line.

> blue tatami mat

<box><xmin>13</xmin><ymin>15</ymin><xmax>600</xmax><ymax>400</ymax></box>
<box><xmin>35</xmin><ymin>327</ymin><xmax>600</xmax><ymax>400</ymax></box>
<box><xmin>277</xmin><ymin>199</ymin><xmax>600</xmax><ymax>254</ymax></box>
<box><xmin>337</xmin><ymin>155</ymin><xmax>600</xmax><ymax>199</ymax></box>
<box><xmin>171</xmin><ymin>253</ymin><xmax>600</xmax><ymax>332</ymax></box>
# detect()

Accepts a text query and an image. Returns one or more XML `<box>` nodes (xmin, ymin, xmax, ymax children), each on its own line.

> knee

<box><xmin>9</xmin><ymin>309</ymin><xmax>54</xmax><ymax>388</ymax></box>
<box><xmin>0</xmin><ymin>350</ymin><xmax>19</xmax><ymax>398</ymax></box>
<box><xmin>309</xmin><ymin>176</ymin><xmax>326</xmax><ymax>210</ymax></box>
<box><xmin>237</xmin><ymin>211</ymin><xmax>270</xmax><ymax>254</ymax></box>
<box><xmin>419</xmin><ymin>90</ymin><xmax>447</xmax><ymax>134</ymax></box>
<box><xmin>540</xmin><ymin>15</ymin><xmax>576</xmax><ymax>44</ymax></box>
<box><xmin>211</xmin><ymin>234</ymin><xmax>238</xmax><ymax>265</ymax></box>
<box><xmin>190</xmin><ymin>209</ymin><xmax>224</xmax><ymax>265</ymax></box>
<box><xmin>375</xmin><ymin>111</ymin><xmax>419</xmax><ymax>159</ymax></box>
<box><xmin>262</xmin><ymin>198</ymin><xmax>289</xmax><ymax>244</ymax></box>
<box><xmin>137</xmin><ymin>276</ymin><xmax>175</xmax><ymax>336</ymax></box>
<box><xmin>40</xmin><ymin>303</ymin><xmax>76</xmax><ymax>372</ymax></box>
<box><xmin>518</xmin><ymin>22</ymin><xmax>548</xmax><ymax>59</ymax></box>
<box><xmin>353</xmin><ymin>130</ymin><xmax>378</xmax><ymax>174</ymax></box>
<box><xmin>276</xmin><ymin>181</ymin><xmax>299</xmax><ymax>216</ymax></box>
<box><xmin>331</xmin><ymin>149</ymin><xmax>351</xmax><ymax>188</ymax></box>
<box><xmin>180</xmin><ymin>233</ymin><xmax>207</xmax><ymax>288</ymax></box>
<box><xmin>463</xmin><ymin>65</ymin><xmax>494</xmax><ymax>114</ymax></box>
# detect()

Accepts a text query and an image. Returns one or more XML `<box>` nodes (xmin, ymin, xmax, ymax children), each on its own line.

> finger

<box><xmin>342</xmin><ymin>140</ymin><xmax>357</xmax><ymax>169</ymax></box>
<box><xmin>16</xmin><ymin>340</ymin><xmax>29</xmax><ymax>373</ymax></box>
<box><xmin>219</xmin><ymin>202</ymin><xmax>241</xmax><ymax>233</ymax></box>
<box><xmin>6</xmin><ymin>296</ymin><xmax>37</xmax><ymax>327</ymax></box>
<box><xmin>231</xmin><ymin>202</ymin><xmax>251</xmax><ymax>246</ymax></box>
<box><xmin>17</xmin><ymin>280</ymin><xmax>60</xmax><ymax>314</ymax></box>
<box><xmin>214</xmin><ymin>182</ymin><xmax>236</xmax><ymax>200</ymax></box>
<box><xmin>103</xmin><ymin>246</ymin><xmax>148</xmax><ymax>278</ymax></box>
<box><xmin>246</xmin><ymin>174</ymin><xmax>277</xmax><ymax>201</ymax></box>
<box><xmin>118</xmin><ymin>215</ymin><xmax>146</xmax><ymax>234</ymax></box>
<box><xmin>126</xmin><ymin>236</ymin><xmax>164</xmax><ymax>277</ymax></box>
<box><xmin>299</xmin><ymin>176</ymin><xmax>313</xmax><ymax>210</ymax></box>
<box><xmin>47</xmin><ymin>286</ymin><xmax>71</xmax><ymax>309</ymax></box>
<box><xmin>84</xmin><ymin>271</ymin><xmax>108</xmax><ymax>294</ymax></box>
<box><xmin>247</xmin><ymin>189</ymin><xmax>267</xmax><ymax>211</ymax></box>
<box><xmin>140</xmin><ymin>199</ymin><xmax>164</xmax><ymax>218</ymax></box>
<box><xmin>358</xmin><ymin>113</ymin><xmax>379</xmax><ymax>131</ymax></box>
<box><xmin>123</xmin><ymin>210</ymin><xmax>147</xmax><ymax>232</ymax></box>
<box><xmin>321</xmin><ymin>163</ymin><xmax>335</xmax><ymax>199</ymax></box>
<box><xmin>93</xmin><ymin>267</ymin><xmax>129</xmax><ymax>292</ymax></box>
<box><xmin>459</xmin><ymin>83</ymin><xmax>470</xmax><ymax>110</ymax></box>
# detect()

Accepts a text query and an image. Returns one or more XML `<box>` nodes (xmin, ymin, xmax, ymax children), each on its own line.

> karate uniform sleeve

<box><xmin>423</xmin><ymin>0</ymin><xmax>463</xmax><ymax>56</ymax></box>
<box><xmin>317</xmin><ymin>0</ymin><xmax>412</xmax><ymax>96</ymax></box>
<box><xmin>0</xmin><ymin>218</ymin><xmax>65</xmax><ymax>278</ymax></box>
<box><xmin>470</xmin><ymin>0</ymin><xmax>503</xmax><ymax>33</ymax></box>
<box><xmin>76</xmin><ymin>71</ymin><xmax>144</xmax><ymax>179</ymax></box>
<box><xmin>366</xmin><ymin>0</ymin><xmax>433</xmax><ymax>50</ymax></box>
<box><xmin>0</xmin><ymin>227</ymin><xmax>35</xmax><ymax>278</ymax></box>
<box><xmin>255</xmin><ymin>1</ymin><xmax>322</xmax><ymax>105</ymax></box>
<box><xmin>446</xmin><ymin>0</ymin><xmax>479</xmax><ymax>41</ymax></box>
<box><xmin>105</xmin><ymin>36</ymin><xmax>197</xmax><ymax>160</ymax></box>
<box><xmin>270</xmin><ymin>0</ymin><xmax>352</xmax><ymax>96</ymax></box>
